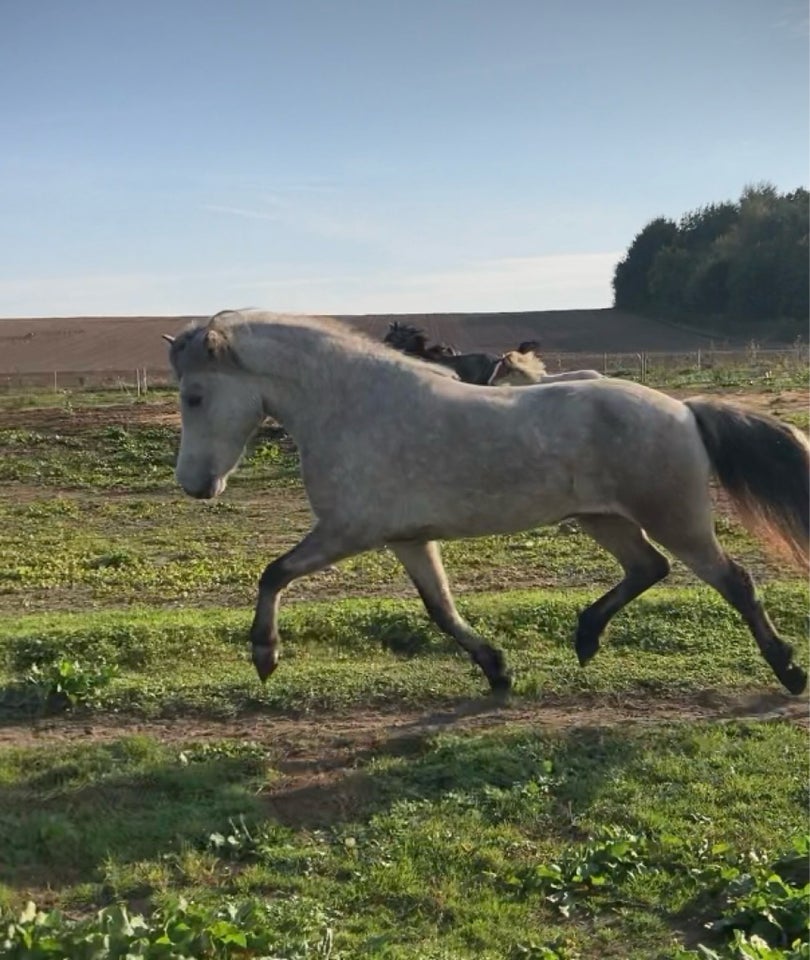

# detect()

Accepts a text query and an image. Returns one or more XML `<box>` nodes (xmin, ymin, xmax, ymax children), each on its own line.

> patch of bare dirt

<box><xmin>1</xmin><ymin>309</ymin><xmax>770</xmax><ymax>378</ymax></box>
<box><xmin>2</xmin><ymin>690</ymin><xmax>805</xmax><ymax>750</ymax></box>
<box><xmin>0</xmin><ymin>400</ymin><xmax>180</xmax><ymax>432</ymax></box>
<box><xmin>1</xmin><ymin>692</ymin><xmax>805</xmax><ymax>824</ymax></box>
<box><xmin>669</xmin><ymin>386</ymin><xmax>808</xmax><ymax>415</ymax></box>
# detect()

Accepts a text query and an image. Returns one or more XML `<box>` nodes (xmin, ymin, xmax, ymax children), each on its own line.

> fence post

<box><xmin>142</xmin><ymin>367</ymin><xmax>148</xmax><ymax>394</ymax></box>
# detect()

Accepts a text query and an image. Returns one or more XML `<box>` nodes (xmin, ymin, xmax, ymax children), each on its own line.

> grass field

<box><xmin>0</xmin><ymin>361</ymin><xmax>807</xmax><ymax>959</ymax></box>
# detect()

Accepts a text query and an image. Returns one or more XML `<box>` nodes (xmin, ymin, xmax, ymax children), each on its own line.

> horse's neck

<box><xmin>242</xmin><ymin>320</ymin><xmax>378</xmax><ymax>437</ymax></box>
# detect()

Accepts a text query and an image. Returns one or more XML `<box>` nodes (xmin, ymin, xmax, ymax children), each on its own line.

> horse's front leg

<box><xmin>249</xmin><ymin>526</ymin><xmax>363</xmax><ymax>681</ymax></box>
<box><xmin>389</xmin><ymin>539</ymin><xmax>511</xmax><ymax>694</ymax></box>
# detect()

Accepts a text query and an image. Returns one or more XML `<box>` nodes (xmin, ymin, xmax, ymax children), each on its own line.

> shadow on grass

<box><xmin>0</xmin><ymin>707</ymin><xmax>643</xmax><ymax>895</ymax></box>
<box><xmin>0</xmin><ymin>740</ymin><xmax>269</xmax><ymax>894</ymax></box>
<box><xmin>261</xmin><ymin>717</ymin><xmax>641</xmax><ymax>836</ymax></box>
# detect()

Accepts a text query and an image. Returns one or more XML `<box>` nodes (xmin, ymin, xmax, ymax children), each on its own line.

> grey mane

<box><xmin>171</xmin><ymin>310</ymin><xmax>460</xmax><ymax>381</ymax></box>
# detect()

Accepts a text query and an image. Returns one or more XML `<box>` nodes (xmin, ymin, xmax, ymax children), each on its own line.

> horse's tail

<box><xmin>686</xmin><ymin>398</ymin><xmax>809</xmax><ymax>568</ymax></box>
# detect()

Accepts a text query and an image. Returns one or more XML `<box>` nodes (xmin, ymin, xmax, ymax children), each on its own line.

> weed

<box><xmin>25</xmin><ymin>657</ymin><xmax>119</xmax><ymax>709</ymax></box>
<box><xmin>0</xmin><ymin>896</ymin><xmax>339</xmax><ymax>959</ymax></box>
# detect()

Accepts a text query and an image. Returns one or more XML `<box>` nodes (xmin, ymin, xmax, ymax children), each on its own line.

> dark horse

<box><xmin>383</xmin><ymin>322</ymin><xmax>502</xmax><ymax>385</ymax></box>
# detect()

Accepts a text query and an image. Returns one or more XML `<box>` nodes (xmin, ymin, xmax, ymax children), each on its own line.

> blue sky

<box><xmin>1</xmin><ymin>0</ymin><xmax>807</xmax><ymax>317</ymax></box>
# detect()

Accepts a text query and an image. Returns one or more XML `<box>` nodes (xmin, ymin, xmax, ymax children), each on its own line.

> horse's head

<box><xmin>488</xmin><ymin>350</ymin><xmax>548</xmax><ymax>386</ymax></box>
<box><xmin>382</xmin><ymin>321</ymin><xmax>407</xmax><ymax>347</ymax></box>
<box><xmin>383</xmin><ymin>322</ymin><xmax>428</xmax><ymax>355</ymax></box>
<box><xmin>166</xmin><ymin>313</ymin><xmax>264</xmax><ymax>499</ymax></box>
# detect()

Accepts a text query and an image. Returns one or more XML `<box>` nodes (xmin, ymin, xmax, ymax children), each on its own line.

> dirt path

<box><xmin>1</xmin><ymin>692</ymin><xmax>806</xmax><ymax>831</ymax></box>
<box><xmin>2</xmin><ymin>689</ymin><xmax>805</xmax><ymax>752</ymax></box>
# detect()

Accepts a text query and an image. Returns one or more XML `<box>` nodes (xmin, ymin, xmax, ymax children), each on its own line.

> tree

<box><xmin>612</xmin><ymin>217</ymin><xmax>677</xmax><ymax>311</ymax></box>
<box><xmin>612</xmin><ymin>184</ymin><xmax>809</xmax><ymax>326</ymax></box>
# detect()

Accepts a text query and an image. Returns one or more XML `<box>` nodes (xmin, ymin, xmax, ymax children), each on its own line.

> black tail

<box><xmin>686</xmin><ymin>398</ymin><xmax>809</xmax><ymax>568</ymax></box>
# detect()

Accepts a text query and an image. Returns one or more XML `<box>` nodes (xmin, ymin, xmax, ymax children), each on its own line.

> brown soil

<box><xmin>0</xmin><ymin>399</ymin><xmax>180</xmax><ymax>432</ymax></box>
<box><xmin>0</xmin><ymin>309</ymin><xmax>765</xmax><ymax>377</ymax></box>
<box><xmin>2</xmin><ymin>690</ymin><xmax>805</xmax><ymax>748</ymax></box>
<box><xmin>668</xmin><ymin>386</ymin><xmax>808</xmax><ymax>415</ymax></box>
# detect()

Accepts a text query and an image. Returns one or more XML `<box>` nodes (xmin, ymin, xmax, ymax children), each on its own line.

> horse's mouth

<box><xmin>183</xmin><ymin>476</ymin><xmax>228</xmax><ymax>500</ymax></box>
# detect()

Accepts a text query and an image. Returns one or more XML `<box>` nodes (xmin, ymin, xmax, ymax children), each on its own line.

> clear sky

<box><xmin>1</xmin><ymin>0</ymin><xmax>807</xmax><ymax>317</ymax></box>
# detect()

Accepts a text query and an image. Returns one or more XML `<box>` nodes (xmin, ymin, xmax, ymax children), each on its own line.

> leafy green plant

<box><xmin>675</xmin><ymin>836</ymin><xmax>810</xmax><ymax>959</ymax></box>
<box><xmin>512</xmin><ymin>829</ymin><xmax>649</xmax><ymax>916</ymax></box>
<box><xmin>25</xmin><ymin>657</ymin><xmax>118</xmax><ymax>709</ymax></box>
<box><xmin>0</xmin><ymin>896</ymin><xmax>338</xmax><ymax>959</ymax></box>
<box><xmin>204</xmin><ymin>816</ymin><xmax>265</xmax><ymax>862</ymax></box>
<box><xmin>706</xmin><ymin>839</ymin><xmax>810</xmax><ymax>948</ymax></box>
<box><xmin>674</xmin><ymin>930</ymin><xmax>809</xmax><ymax>959</ymax></box>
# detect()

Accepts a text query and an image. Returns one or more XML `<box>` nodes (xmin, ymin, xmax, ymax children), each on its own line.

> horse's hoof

<box><xmin>488</xmin><ymin>672</ymin><xmax>513</xmax><ymax>697</ymax></box>
<box><xmin>252</xmin><ymin>645</ymin><xmax>279</xmax><ymax>683</ymax></box>
<box><xmin>780</xmin><ymin>662</ymin><xmax>807</xmax><ymax>696</ymax></box>
<box><xmin>575</xmin><ymin>632</ymin><xmax>600</xmax><ymax>667</ymax></box>
<box><xmin>475</xmin><ymin>645</ymin><xmax>511</xmax><ymax>695</ymax></box>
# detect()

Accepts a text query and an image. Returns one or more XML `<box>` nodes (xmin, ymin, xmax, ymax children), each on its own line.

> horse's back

<box><xmin>506</xmin><ymin>376</ymin><xmax>701</xmax><ymax>475</ymax></box>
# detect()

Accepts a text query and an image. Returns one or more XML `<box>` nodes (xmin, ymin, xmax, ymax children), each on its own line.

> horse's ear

<box><xmin>203</xmin><ymin>328</ymin><xmax>225</xmax><ymax>359</ymax></box>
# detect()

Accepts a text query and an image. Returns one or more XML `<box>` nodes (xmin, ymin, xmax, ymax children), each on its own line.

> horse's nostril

<box><xmin>184</xmin><ymin>480</ymin><xmax>216</xmax><ymax>500</ymax></box>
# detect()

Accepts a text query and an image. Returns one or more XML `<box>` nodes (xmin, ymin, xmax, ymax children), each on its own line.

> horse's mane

<box><xmin>170</xmin><ymin>310</ymin><xmax>460</xmax><ymax>381</ymax></box>
<box><xmin>502</xmin><ymin>350</ymin><xmax>547</xmax><ymax>377</ymax></box>
<box><xmin>488</xmin><ymin>350</ymin><xmax>548</xmax><ymax>385</ymax></box>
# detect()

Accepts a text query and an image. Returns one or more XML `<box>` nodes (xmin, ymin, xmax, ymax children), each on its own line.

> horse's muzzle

<box><xmin>182</xmin><ymin>476</ymin><xmax>226</xmax><ymax>499</ymax></box>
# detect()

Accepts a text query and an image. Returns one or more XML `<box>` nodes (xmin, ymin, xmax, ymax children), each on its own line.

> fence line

<box><xmin>0</xmin><ymin>345</ymin><xmax>807</xmax><ymax>393</ymax></box>
<box><xmin>540</xmin><ymin>346</ymin><xmax>807</xmax><ymax>383</ymax></box>
<box><xmin>0</xmin><ymin>367</ymin><xmax>176</xmax><ymax>393</ymax></box>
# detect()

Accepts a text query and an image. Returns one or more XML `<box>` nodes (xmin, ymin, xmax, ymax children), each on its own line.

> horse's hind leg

<box><xmin>574</xmin><ymin>515</ymin><xmax>671</xmax><ymax>666</ymax></box>
<box><xmin>648</xmin><ymin>521</ymin><xmax>807</xmax><ymax>695</ymax></box>
<box><xmin>389</xmin><ymin>540</ymin><xmax>511</xmax><ymax>693</ymax></box>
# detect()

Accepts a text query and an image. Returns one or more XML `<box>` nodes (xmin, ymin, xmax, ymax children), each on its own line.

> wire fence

<box><xmin>0</xmin><ymin>368</ymin><xmax>174</xmax><ymax>393</ymax></box>
<box><xmin>537</xmin><ymin>345</ymin><xmax>808</xmax><ymax>382</ymax></box>
<box><xmin>0</xmin><ymin>345</ymin><xmax>807</xmax><ymax>394</ymax></box>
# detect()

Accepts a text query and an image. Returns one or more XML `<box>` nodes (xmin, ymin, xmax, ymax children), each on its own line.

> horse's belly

<box><xmin>385</xmin><ymin>464</ymin><xmax>583</xmax><ymax>540</ymax></box>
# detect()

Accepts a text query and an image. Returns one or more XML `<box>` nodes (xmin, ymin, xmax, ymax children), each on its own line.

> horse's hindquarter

<box><xmin>517</xmin><ymin>379</ymin><xmax>711</xmax><ymax>532</ymax></box>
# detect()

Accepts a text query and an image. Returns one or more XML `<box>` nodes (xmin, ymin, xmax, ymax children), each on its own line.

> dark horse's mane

<box><xmin>383</xmin><ymin>321</ymin><xmax>501</xmax><ymax>386</ymax></box>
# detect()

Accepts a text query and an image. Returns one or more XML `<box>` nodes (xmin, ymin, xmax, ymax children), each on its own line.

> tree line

<box><xmin>612</xmin><ymin>183</ymin><xmax>809</xmax><ymax>327</ymax></box>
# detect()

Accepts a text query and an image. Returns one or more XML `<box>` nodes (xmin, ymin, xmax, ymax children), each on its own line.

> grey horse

<box><xmin>165</xmin><ymin>310</ymin><xmax>809</xmax><ymax>697</ymax></box>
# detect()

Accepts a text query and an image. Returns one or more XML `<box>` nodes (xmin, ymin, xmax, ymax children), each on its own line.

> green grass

<box><xmin>0</xmin><ymin>586</ymin><xmax>807</xmax><ymax>719</ymax></box>
<box><xmin>0</xmin><ymin>722</ymin><xmax>806</xmax><ymax>958</ymax></box>
<box><xmin>0</xmin><ymin>385</ymin><xmax>176</xmax><ymax>411</ymax></box>
<box><xmin>0</xmin><ymin>423</ymin><xmax>298</xmax><ymax>491</ymax></box>
<box><xmin>644</xmin><ymin>358</ymin><xmax>808</xmax><ymax>393</ymax></box>
<box><xmin>0</xmin><ymin>490</ymin><xmax>794</xmax><ymax>614</ymax></box>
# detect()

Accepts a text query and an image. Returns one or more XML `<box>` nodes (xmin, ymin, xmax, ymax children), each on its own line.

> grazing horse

<box><xmin>488</xmin><ymin>350</ymin><xmax>604</xmax><ymax>386</ymax></box>
<box><xmin>165</xmin><ymin>310</ymin><xmax>808</xmax><ymax>697</ymax></box>
<box><xmin>384</xmin><ymin>321</ymin><xmax>501</xmax><ymax>385</ymax></box>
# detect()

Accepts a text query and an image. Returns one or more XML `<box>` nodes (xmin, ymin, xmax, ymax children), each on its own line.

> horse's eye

<box><xmin>185</xmin><ymin>395</ymin><xmax>203</xmax><ymax>408</ymax></box>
